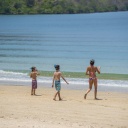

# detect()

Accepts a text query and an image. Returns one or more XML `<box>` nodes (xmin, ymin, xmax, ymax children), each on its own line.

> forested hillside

<box><xmin>0</xmin><ymin>0</ymin><xmax>128</xmax><ymax>14</ymax></box>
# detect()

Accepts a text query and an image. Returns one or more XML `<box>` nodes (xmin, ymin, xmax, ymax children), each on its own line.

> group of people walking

<box><xmin>30</xmin><ymin>59</ymin><xmax>100</xmax><ymax>100</ymax></box>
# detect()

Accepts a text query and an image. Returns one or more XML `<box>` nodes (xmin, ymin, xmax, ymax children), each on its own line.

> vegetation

<box><xmin>0</xmin><ymin>0</ymin><xmax>128</xmax><ymax>14</ymax></box>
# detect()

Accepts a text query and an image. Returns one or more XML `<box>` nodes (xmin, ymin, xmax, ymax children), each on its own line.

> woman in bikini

<box><xmin>84</xmin><ymin>59</ymin><xmax>100</xmax><ymax>100</ymax></box>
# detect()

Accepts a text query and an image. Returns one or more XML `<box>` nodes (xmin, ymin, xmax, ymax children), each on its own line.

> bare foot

<box><xmin>84</xmin><ymin>94</ymin><xmax>87</xmax><ymax>99</ymax></box>
<box><xmin>53</xmin><ymin>98</ymin><xmax>56</xmax><ymax>101</ymax></box>
<box><xmin>59</xmin><ymin>98</ymin><xmax>62</xmax><ymax>101</ymax></box>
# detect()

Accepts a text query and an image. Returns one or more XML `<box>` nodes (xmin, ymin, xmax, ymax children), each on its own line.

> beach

<box><xmin>0</xmin><ymin>85</ymin><xmax>128</xmax><ymax>128</ymax></box>
<box><xmin>0</xmin><ymin>12</ymin><xmax>128</xmax><ymax>128</ymax></box>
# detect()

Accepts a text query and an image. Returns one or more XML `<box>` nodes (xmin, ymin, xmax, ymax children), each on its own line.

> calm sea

<box><xmin>0</xmin><ymin>12</ymin><xmax>128</xmax><ymax>91</ymax></box>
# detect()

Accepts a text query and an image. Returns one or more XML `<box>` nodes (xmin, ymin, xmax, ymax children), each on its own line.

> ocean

<box><xmin>0</xmin><ymin>12</ymin><xmax>128</xmax><ymax>91</ymax></box>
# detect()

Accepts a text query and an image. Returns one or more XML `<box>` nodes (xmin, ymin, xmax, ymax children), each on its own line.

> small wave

<box><xmin>0</xmin><ymin>70</ymin><xmax>27</xmax><ymax>75</ymax></box>
<box><xmin>0</xmin><ymin>70</ymin><xmax>128</xmax><ymax>88</ymax></box>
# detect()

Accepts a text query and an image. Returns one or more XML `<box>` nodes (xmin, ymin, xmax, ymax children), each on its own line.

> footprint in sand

<box><xmin>0</xmin><ymin>116</ymin><xmax>4</xmax><ymax>118</ymax></box>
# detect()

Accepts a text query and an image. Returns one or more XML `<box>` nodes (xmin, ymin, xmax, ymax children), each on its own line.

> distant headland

<box><xmin>0</xmin><ymin>0</ymin><xmax>128</xmax><ymax>14</ymax></box>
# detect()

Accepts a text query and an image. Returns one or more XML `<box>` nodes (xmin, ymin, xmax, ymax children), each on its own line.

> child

<box><xmin>52</xmin><ymin>65</ymin><xmax>69</xmax><ymax>101</ymax></box>
<box><xmin>84</xmin><ymin>59</ymin><xmax>100</xmax><ymax>100</ymax></box>
<box><xmin>30</xmin><ymin>67</ymin><xmax>40</xmax><ymax>95</ymax></box>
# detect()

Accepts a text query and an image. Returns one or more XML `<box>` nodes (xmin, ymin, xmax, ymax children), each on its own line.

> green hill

<box><xmin>0</xmin><ymin>0</ymin><xmax>128</xmax><ymax>14</ymax></box>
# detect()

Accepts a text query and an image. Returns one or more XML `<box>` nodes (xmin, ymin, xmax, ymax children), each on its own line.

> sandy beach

<box><xmin>0</xmin><ymin>85</ymin><xmax>128</xmax><ymax>128</ymax></box>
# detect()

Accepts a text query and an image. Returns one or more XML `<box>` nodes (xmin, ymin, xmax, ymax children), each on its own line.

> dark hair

<box><xmin>90</xmin><ymin>59</ymin><xmax>95</xmax><ymax>66</ymax></box>
<box><xmin>31</xmin><ymin>67</ymin><xmax>36</xmax><ymax>71</ymax></box>
<box><xmin>54</xmin><ymin>65</ymin><xmax>60</xmax><ymax>70</ymax></box>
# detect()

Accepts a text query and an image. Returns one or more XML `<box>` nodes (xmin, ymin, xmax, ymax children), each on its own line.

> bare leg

<box><xmin>53</xmin><ymin>92</ymin><xmax>58</xmax><ymax>101</ymax></box>
<box><xmin>33</xmin><ymin>89</ymin><xmax>36</xmax><ymax>95</ymax></box>
<box><xmin>31</xmin><ymin>89</ymin><xmax>33</xmax><ymax>95</ymax></box>
<box><xmin>94</xmin><ymin>79</ymin><xmax>98</xmax><ymax>99</ymax></box>
<box><xmin>58</xmin><ymin>91</ymin><xmax>62</xmax><ymax>100</ymax></box>
<box><xmin>84</xmin><ymin>80</ymin><xmax>93</xmax><ymax>99</ymax></box>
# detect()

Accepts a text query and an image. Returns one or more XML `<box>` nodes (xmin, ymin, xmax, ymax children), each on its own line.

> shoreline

<box><xmin>1</xmin><ymin>82</ymin><xmax>128</xmax><ymax>93</ymax></box>
<box><xmin>2</xmin><ymin>70</ymin><xmax>128</xmax><ymax>80</ymax></box>
<box><xmin>0</xmin><ymin>85</ymin><xmax>128</xmax><ymax>128</ymax></box>
<box><xmin>1</xmin><ymin>70</ymin><xmax>128</xmax><ymax>93</ymax></box>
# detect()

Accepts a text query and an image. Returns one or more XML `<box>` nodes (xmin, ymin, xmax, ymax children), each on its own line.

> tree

<box><xmin>53</xmin><ymin>5</ymin><xmax>63</xmax><ymax>14</ymax></box>
<box><xmin>26</xmin><ymin>0</ymin><xmax>35</xmax><ymax>7</ymax></box>
<box><xmin>14</xmin><ymin>2</ymin><xmax>22</xmax><ymax>9</ymax></box>
<box><xmin>4</xmin><ymin>7</ymin><xmax>11</xmax><ymax>14</ymax></box>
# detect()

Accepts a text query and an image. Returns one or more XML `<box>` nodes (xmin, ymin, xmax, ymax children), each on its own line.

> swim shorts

<box><xmin>55</xmin><ymin>80</ymin><xmax>61</xmax><ymax>91</ymax></box>
<box><xmin>32</xmin><ymin>80</ymin><xmax>37</xmax><ymax>89</ymax></box>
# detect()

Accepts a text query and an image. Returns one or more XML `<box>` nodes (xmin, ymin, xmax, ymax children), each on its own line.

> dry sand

<box><xmin>0</xmin><ymin>85</ymin><xmax>128</xmax><ymax>128</ymax></box>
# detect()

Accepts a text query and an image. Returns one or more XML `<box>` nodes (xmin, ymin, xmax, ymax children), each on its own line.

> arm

<box><xmin>36</xmin><ymin>70</ymin><xmax>40</xmax><ymax>75</ymax></box>
<box><xmin>61</xmin><ymin>73</ymin><xmax>69</xmax><ymax>84</ymax></box>
<box><xmin>52</xmin><ymin>74</ymin><xmax>55</xmax><ymax>87</ymax></box>
<box><xmin>85</xmin><ymin>67</ymin><xmax>89</xmax><ymax>75</ymax></box>
<box><xmin>96</xmin><ymin>67</ymin><xmax>100</xmax><ymax>74</ymax></box>
<box><xmin>30</xmin><ymin>72</ymin><xmax>32</xmax><ymax>78</ymax></box>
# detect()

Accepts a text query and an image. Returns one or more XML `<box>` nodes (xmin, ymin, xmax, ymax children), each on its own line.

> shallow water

<box><xmin>0</xmin><ymin>12</ymin><xmax>128</xmax><ymax>91</ymax></box>
<box><xmin>0</xmin><ymin>12</ymin><xmax>128</xmax><ymax>74</ymax></box>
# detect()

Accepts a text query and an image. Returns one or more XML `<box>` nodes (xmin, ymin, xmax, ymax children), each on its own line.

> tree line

<box><xmin>0</xmin><ymin>0</ymin><xmax>128</xmax><ymax>14</ymax></box>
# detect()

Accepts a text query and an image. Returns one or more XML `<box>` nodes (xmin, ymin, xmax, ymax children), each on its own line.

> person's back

<box><xmin>30</xmin><ymin>67</ymin><xmax>40</xmax><ymax>95</ymax></box>
<box><xmin>85</xmin><ymin>59</ymin><xmax>100</xmax><ymax>100</ymax></box>
<box><xmin>52</xmin><ymin>65</ymin><xmax>69</xmax><ymax>101</ymax></box>
<box><xmin>53</xmin><ymin>71</ymin><xmax>61</xmax><ymax>81</ymax></box>
<box><xmin>30</xmin><ymin>71</ymin><xmax>37</xmax><ymax>80</ymax></box>
<box><xmin>88</xmin><ymin>66</ymin><xmax>98</xmax><ymax>79</ymax></box>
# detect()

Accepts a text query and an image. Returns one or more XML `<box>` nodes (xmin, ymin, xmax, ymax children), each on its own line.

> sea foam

<box><xmin>0</xmin><ymin>70</ymin><xmax>128</xmax><ymax>89</ymax></box>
